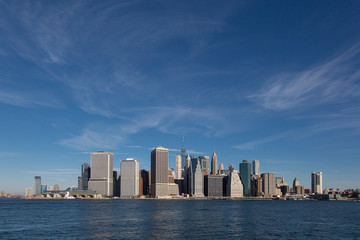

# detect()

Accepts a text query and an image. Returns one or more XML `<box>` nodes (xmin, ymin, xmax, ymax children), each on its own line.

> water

<box><xmin>0</xmin><ymin>199</ymin><xmax>359</xmax><ymax>239</ymax></box>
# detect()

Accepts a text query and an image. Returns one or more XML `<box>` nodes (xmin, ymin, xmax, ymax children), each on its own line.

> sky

<box><xmin>0</xmin><ymin>0</ymin><xmax>360</xmax><ymax>194</ymax></box>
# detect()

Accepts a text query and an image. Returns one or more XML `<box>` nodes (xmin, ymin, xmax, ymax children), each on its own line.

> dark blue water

<box><xmin>0</xmin><ymin>199</ymin><xmax>359</xmax><ymax>239</ymax></box>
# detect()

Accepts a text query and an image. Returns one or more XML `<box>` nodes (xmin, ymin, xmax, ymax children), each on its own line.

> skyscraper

<box><xmin>226</xmin><ymin>169</ymin><xmax>243</xmax><ymax>198</ymax></box>
<box><xmin>293</xmin><ymin>177</ymin><xmax>300</xmax><ymax>190</ymax></box>
<box><xmin>184</xmin><ymin>154</ymin><xmax>192</xmax><ymax>195</ymax></box>
<box><xmin>175</xmin><ymin>154</ymin><xmax>182</xmax><ymax>179</ymax></box>
<box><xmin>41</xmin><ymin>184</ymin><xmax>47</xmax><ymax>194</ymax></box>
<box><xmin>120</xmin><ymin>158</ymin><xmax>139</xmax><ymax>198</ymax></box>
<box><xmin>81</xmin><ymin>163</ymin><xmax>91</xmax><ymax>190</ymax></box>
<box><xmin>88</xmin><ymin>151</ymin><xmax>114</xmax><ymax>197</ymax></box>
<box><xmin>211</xmin><ymin>151</ymin><xmax>218</xmax><ymax>175</ymax></box>
<box><xmin>198</xmin><ymin>156</ymin><xmax>210</xmax><ymax>175</ymax></box>
<box><xmin>311</xmin><ymin>172</ymin><xmax>323</xmax><ymax>194</ymax></box>
<box><xmin>239</xmin><ymin>160</ymin><xmax>251</xmax><ymax>196</ymax></box>
<box><xmin>180</xmin><ymin>137</ymin><xmax>186</xmax><ymax>170</ymax></box>
<box><xmin>113</xmin><ymin>171</ymin><xmax>120</xmax><ymax>197</ymax></box>
<box><xmin>192</xmin><ymin>159</ymin><xmax>204</xmax><ymax>197</ymax></box>
<box><xmin>78</xmin><ymin>177</ymin><xmax>82</xmax><ymax>190</ymax></box>
<box><xmin>151</xmin><ymin>146</ymin><xmax>169</xmax><ymax>198</ymax></box>
<box><xmin>252</xmin><ymin>160</ymin><xmax>260</xmax><ymax>176</ymax></box>
<box><xmin>140</xmin><ymin>170</ymin><xmax>150</xmax><ymax>196</ymax></box>
<box><xmin>262</xmin><ymin>173</ymin><xmax>276</xmax><ymax>196</ymax></box>
<box><xmin>33</xmin><ymin>176</ymin><xmax>41</xmax><ymax>196</ymax></box>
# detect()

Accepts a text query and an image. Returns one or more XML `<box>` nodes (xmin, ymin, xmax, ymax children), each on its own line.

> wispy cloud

<box><xmin>59</xmin><ymin>127</ymin><xmax>125</xmax><ymax>151</ymax></box>
<box><xmin>251</xmin><ymin>42</ymin><xmax>360</xmax><ymax>111</ymax></box>
<box><xmin>59</xmin><ymin>105</ymin><xmax>220</xmax><ymax>151</ymax></box>
<box><xmin>233</xmin><ymin>131</ymin><xmax>294</xmax><ymax>150</ymax></box>
<box><xmin>0</xmin><ymin>87</ymin><xmax>63</xmax><ymax>108</ymax></box>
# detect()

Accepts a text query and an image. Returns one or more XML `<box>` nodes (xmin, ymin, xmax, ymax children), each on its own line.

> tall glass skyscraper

<box><xmin>81</xmin><ymin>163</ymin><xmax>91</xmax><ymax>190</ymax></box>
<box><xmin>311</xmin><ymin>172</ymin><xmax>323</xmax><ymax>194</ymax></box>
<box><xmin>34</xmin><ymin>176</ymin><xmax>41</xmax><ymax>195</ymax></box>
<box><xmin>239</xmin><ymin>160</ymin><xmax>251</xmax><ymax>196</ymax></box>
<box><xmin>252</xmin><ymin>160</ymin><xmax>260</xmax><ymax>177</ymax></box>
<box><xmin>180</xmin><ymin>137</ymin><xmax>186</xmax><ymax>170</ymax></box>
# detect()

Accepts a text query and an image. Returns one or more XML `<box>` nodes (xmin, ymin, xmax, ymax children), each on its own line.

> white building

<box><xmin>120</xmin><ymin>158</ymin><xmax>139</xmax><ymax>198</ymax></box>
<box><xmin>227</xmin><ymin>170</ymin><xmax>243</xmax><ymax>198</ymax></box>
<box><xmin>192</xmin><ymin>159</ymin><xmax>204</xmax><ymax>197</ymax></box>
<box><xmin>175</xmin><ymin>154</ymin><xmax>182</xmax><ymax>179</ymax></box>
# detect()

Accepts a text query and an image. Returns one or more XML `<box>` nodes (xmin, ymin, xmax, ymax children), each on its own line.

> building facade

<box><xmin>151</xmin><ymin>147</ymin><xmax>169</xmax><ymax>198</ymax></box>
<box><xmin>204</xmin><ymin>175</ymin><xmax>224</xmax><ymax>197</ymax></box>
<box><xmin>175</xmin><ymin>154</ymin><xmax>182</xmax><ymax>179</ymax></box>
<box><xmin>210</xmin><ymin>151</ymin><xmax>218</xmax><ymax>175</ymax></box>
<box><xmin>239</xmin><ymin>160</ymin><xmax>251</xmax><ymax>196</ymax></box>
<box><xmin>34</xmin><ymin>176</ymin><xmax>41</xmax><ymax>196</ymax></box>
<box><xmin>81</xmin><ymin>163</ymin><xmax>91</xmax><ymax>190</ymax></box>
<box><xmin>140</xmin><ymin>170</ymin><xmax>150</xmax><ymax>196</ymax></box>
<box><xmin>226</xmin><ymin>170</ymin><xmax>243</xmax><ymax>198</ymax></box>
<box><xmin>192</xmin><ymin>159</ymin><xmax>204</xmax><ymax>197</ymax></box>
<box><xmin>262</xmin><ymin>173</ymin><xmax>276</xmax><ymax>196</ymax></box>
<box><xmin>120</xmin><ymin>158</ymin><xmax>139</xmax><ymax>198</ymax></box>
<box><xmin>293</xmin><ymin>177</ymin><xmax>300</xmax><ymax>190</ymax></box>
<box><xmin>180</xmin><ymin>138</ymin><xmax>186</xmax><ymax>172</ymax></box>
<box><xmin>311</xmin><ymin>172</ymin><xmax>323</xmax><ymax>194</ymax></box>
<box><xmin>88</xmin><ymin>151</ymin><xmax>114</xmax><ymax>197</ymax></box>
<box><xmin>252</xmin><ymin>160</ymin><xmax>260</xmax><ymax>177</ymax></box>
<box><xmin>198</xmin><ymin>156</ymin><xmax>210</xmax><ymax>175</ymax></box>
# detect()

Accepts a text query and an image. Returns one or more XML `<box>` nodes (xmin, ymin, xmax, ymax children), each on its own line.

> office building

<box><xmin>183</xmin><ymin>154</ymin><xmax>192</xmax><ymax>195</ymax></box>
<box><xmin>204</xmin><ymin>175</ymin><xmax>224</xmax><ymax>197</ymax></box>
<box><xmin>311</xmin><ymin>172</ymin><xmax>323</xmax><ymax>194</ymax></box>
<box><xmin>211</xmin><ymin>151</ymin><xmax>218</xmax><ymax>175</ymax></box>
<box><xmin>140</xmin><ymin>170</ymin><xmax>150</xmax><ymax>196</ymax></box>
<box><xmin>151</xmin><ymin>147</ymin><xmax>169</xmax><ymax>198</ymax></box>
<box><xmin>81</xmin><ymin>163</ymin><xmax>91</xmax><ymax>190</ymax></box>
<box><xmin>280</xmin><ymin>185</ymin><xmax>290</xmax><ymax>196</ymax></box>
<box><xmin>41</xmin><ymin>184</ymin><xmax>47</xmax><ymax>194</ymax></box>
<box><xmin>34</xmin><ymin>176</ymin><xmax>41</xmax><ymax>196</ymax></box>
<box><xmin>251</xmin><ymin>175</ymin><xmax>263</xmax><ymax>197</ymax></box>
<box><xmin>252</xmin><ymin>160</ymin><xmax>260</xmax><ymax>176</ymax></box>
<box><xmin>293</xmin><ymin>177</ymin><xmax>300</xmax><ymax>190</ymax></box>
<box><xmin>262</xmin><ymin>173</ymin><xmax>276</xmax><ymax>196</ymax></box>
<box><xmin>239</xmin><ymin>160</ymin><xmax>251</xmax><ymax>196</ymax></box>
<box><xmin>120</xmin><ymin>158</ymin><xmax>139</xmax><ymax>198</ymax></box>
<box><xmin>226</xmin><ymin>169</ymin><xmax>243</xmax><ymax>198</ymax></box>
<box><xmin>88</xmin><ymin>151</ymin><xmax>114</xmax><ymax>197</ymax></box>
<box><xmin>295</xmin><ymin>185</ymin><xmax>305</xmax><ymax>195</ymax></box>
<box><xmin>78</xmin><ymin>177</ymin><xmax>82</xmax><ymax>190</ymax></box>
<box><xmin>113</xmin><ymin>171</ymin><xmax>120</xmax><ymax>197</ymax></box>
<box><xmin>192</xmin><ymin>159</ymin><xmax>204</xmax><ymax>197</ymax></box>
<box><xmin>198</xmin><ymin>156</ymin><xmax>210</xmax><ymax>175</ymax></box>
<box><xmin>180</xmin><ymin>137</ymin><xmax>186</xmax><ymax>171</ymax></box>
<box><xmin>175</xmin><ymin>154</ymin><xmax>182</xmax><ymax>179</ymax></box>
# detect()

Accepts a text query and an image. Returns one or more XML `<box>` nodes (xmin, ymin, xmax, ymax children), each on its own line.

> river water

<box><xmin>0</xmin><ymin>199</ymin><xmax>359</xmax><ymax>239</ymax></box>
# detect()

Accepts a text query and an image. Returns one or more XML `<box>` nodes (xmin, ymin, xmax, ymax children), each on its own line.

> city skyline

<box><xmin>1</xmin><ymin>1</ymin><xmax>360</xmax><ymax>194</ymax></box>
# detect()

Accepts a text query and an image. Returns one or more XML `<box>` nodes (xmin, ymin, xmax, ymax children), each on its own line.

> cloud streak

<box><xmin>251</xmin><ymin>42</ymin><xmax>360</xmax><ymax>111</ymax></box>
<box><xmin>233</xmin><ymin>131</ymin><xmax>294</xmax><ymax>150</ymax></box>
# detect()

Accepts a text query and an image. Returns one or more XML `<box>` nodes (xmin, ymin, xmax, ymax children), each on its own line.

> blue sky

<box><xmin>1</xmin><ymin>1</ymin><xmax>360</xmax><ymax>194</ymax></box>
